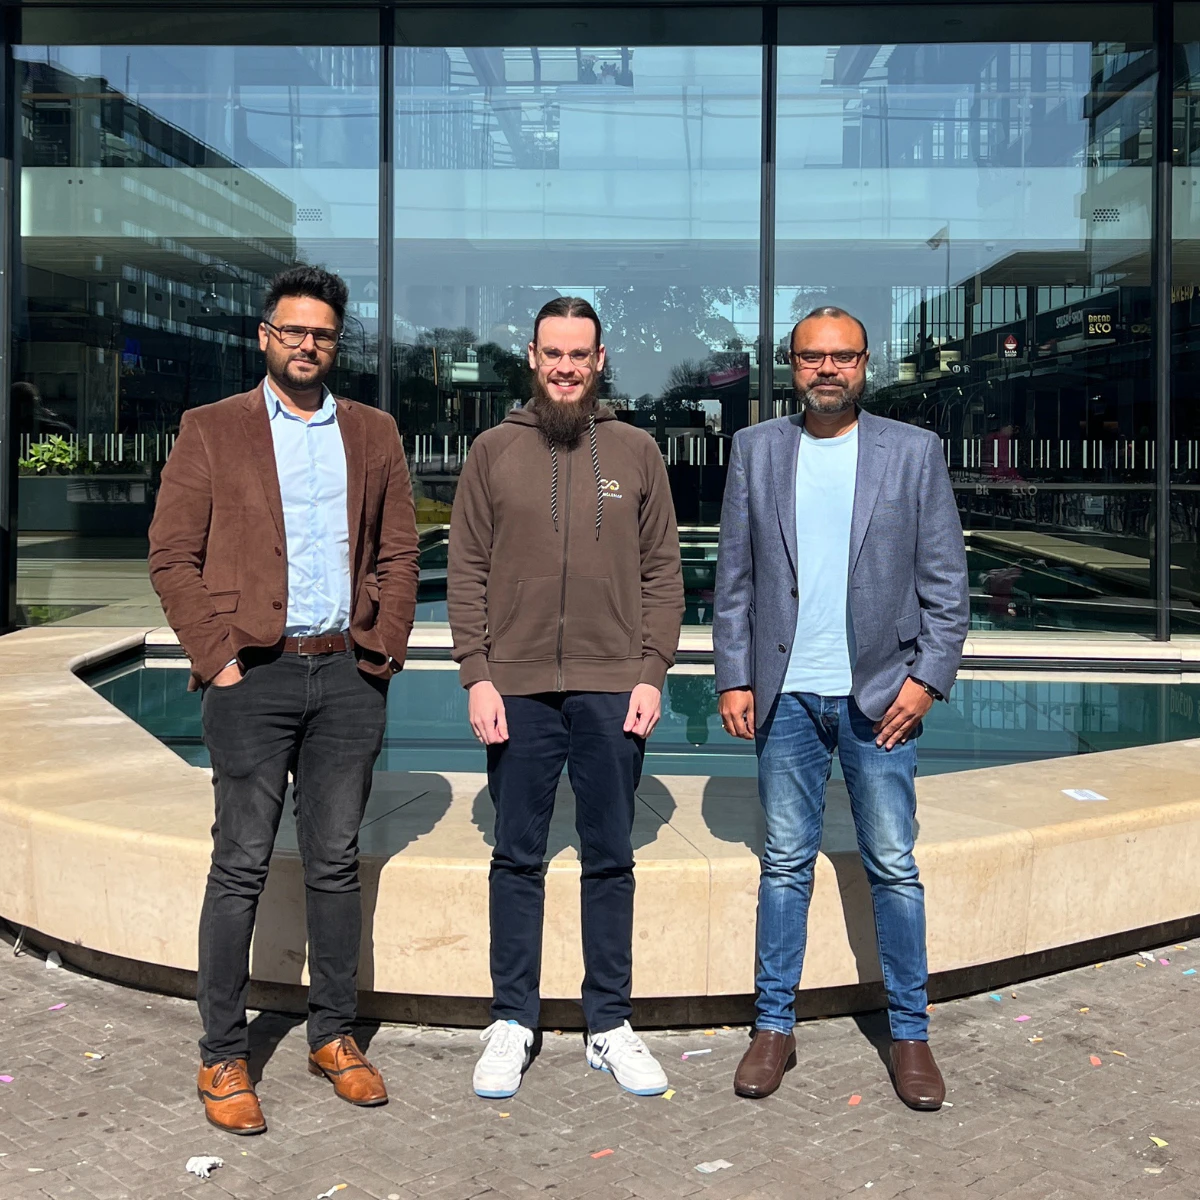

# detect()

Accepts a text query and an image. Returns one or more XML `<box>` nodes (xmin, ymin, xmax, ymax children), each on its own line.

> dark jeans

<box><xmin>197</xmin><ymin>647</ymin><xmax>387</xmax><ymax>1064</ymax></box>
<box><xmin>486</xmin><ymin>692</ymin><xmax>644</xmax><ymax>1034</ymax></box>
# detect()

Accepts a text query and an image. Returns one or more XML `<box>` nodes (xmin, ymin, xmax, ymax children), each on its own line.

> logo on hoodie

<box><xmin>600</xmin><ymin>478</ymin><xmax>622</xmax><ymax>500</ymax></box>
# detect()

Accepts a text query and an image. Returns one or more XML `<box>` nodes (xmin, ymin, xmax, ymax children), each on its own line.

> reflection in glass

<box><xmin>13</xmin><ymin>43</ymin><xmax>380</xmax><ymax>626</ymax></box>
<box><xmin>1172</xmin><ymin>10</ymin><xmax>1200</xmax><ymax>633</ymax></box>
<box><xmin>393</xmin><ymin>43</ymin><xmax>762</xmax><ymax>529</ymax></box>
<box><xmin>775</xmin><ymin>34</ymin><xmax>1158</xmax><ymax>633</ymax></box>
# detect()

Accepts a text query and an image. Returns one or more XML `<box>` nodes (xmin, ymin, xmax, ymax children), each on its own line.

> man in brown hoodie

<box><xmin>448</xmin><ymin>297</ymin><xmax>683</xmax><ymax>1100</ymax></box>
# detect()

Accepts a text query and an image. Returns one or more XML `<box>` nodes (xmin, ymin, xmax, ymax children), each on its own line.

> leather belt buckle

<box><xmin>295</xmin><ymin>636</ymin><xmax>323</xmax><ymax>657</ymax></box>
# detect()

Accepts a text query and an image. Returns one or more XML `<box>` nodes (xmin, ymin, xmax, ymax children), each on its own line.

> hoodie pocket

<box><xmin>562</xmin><ymin>576</ymin><xmax>637</xmax><ymax>660</ymax></box>
<box><xmin>489</xmin><ymin>575</ymin><xmax>561</xmax><ymax>663</ymax></box>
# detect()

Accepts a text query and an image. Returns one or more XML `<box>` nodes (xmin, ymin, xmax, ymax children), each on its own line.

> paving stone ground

<box><xmin>1</xmin><ymin>935</ymin><xmax>1199</xmax><ymax>1200</ymax></box>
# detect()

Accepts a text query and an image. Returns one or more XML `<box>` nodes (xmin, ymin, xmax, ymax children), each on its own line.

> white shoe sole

<box><xmin>590</xmin><ymin>1060</ymin><xmax>669</xmax><ymax>1097</ymax></box>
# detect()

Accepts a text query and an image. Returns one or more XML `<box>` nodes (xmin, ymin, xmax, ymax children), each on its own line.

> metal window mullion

<box><xmin>378</xmin><ymin>5</ymin><xmax>396</xmax><ymax>420</ymax></box>
<box><xmin>757</xmin><ymin>7</ymin><xmax>778</xmax><ymax>425</ymax></box>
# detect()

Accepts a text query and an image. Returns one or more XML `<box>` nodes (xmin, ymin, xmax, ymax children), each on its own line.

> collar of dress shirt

<box><xmin>263</xmin><ymin>376</ymin><xmax>337</xmax><ymax>425</ymax></box>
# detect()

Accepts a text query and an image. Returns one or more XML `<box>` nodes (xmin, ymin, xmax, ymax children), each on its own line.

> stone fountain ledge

<box><xmin>2</xmin><ymin>625</ymin><xmax>1199</xmax><ymax>1026</ymax></box>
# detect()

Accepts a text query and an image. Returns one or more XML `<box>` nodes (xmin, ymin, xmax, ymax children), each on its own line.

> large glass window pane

<box><xmin>1174</xmin><ymin>3</ymin><xmax>1200</xmax><ymax>634</ymax></box>
<box><xmin>13</xmin><ymin>36</ymin><xmax>380</xmax><ymax>627</ymax></box>
<box><xmin>392</xmin><ymin>28</ymin><xmax>763</xmax><ymax>622</ymax></box>
<box><xmin>776</xmin><ymin>8</ymin><xmax>1158</xmax><ymax>635</ymax></box>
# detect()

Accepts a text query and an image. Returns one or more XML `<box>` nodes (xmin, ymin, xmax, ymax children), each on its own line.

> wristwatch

<box><xmin>910</xmin><ymin>676</ymin><xmax>944</xmax><ymax>702</ymax></box>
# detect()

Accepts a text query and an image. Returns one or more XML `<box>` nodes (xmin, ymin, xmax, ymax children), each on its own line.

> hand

<box><xmin>623</xmin><ymin>684</ymin><xmax>662</xmax><ymax>739</ymax></box>
<box><xmin>873</xmin><ymin>678</ymin><xmax>933</xmax><ymax>750</ymax></box>
<box><xmin>468</xmin><ymin>680</ymin><xmax>509</xmax><ymax>745</ymax></box>
<box><xmin>718</xmin><ymin>688</ymin><xmax>756</xmax><ymax>740</ymax></box>
<box><xmin>210</xmin><ymin>663</ymin><xmax>243</xmax><ymax>688</ymax></box>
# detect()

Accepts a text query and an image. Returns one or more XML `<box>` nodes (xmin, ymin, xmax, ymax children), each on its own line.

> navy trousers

<box><xmin>486</xmin><ymin>691</ymin><xmax>644</xmax><ymax>1033</ymax></box>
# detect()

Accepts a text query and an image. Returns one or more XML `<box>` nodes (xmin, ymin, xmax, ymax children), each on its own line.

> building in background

<box><xmin>0</xmin><ymin>2</ymin><xmax>1195</xmax><ymax>636</ymax></box>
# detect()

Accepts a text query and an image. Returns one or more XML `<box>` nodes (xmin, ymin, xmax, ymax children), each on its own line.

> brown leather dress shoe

<box><xmin>308</xmin><ymin>1034</ymin><xmax>388</xmax><ymax>1106</ymax></box>
<box><xmin>733</xmin><ymin>1028</ymin><xmax>797</xmax><ymax>1099</ymax></box>
<box><xmin>889</xmin><ymin>1039</ymin><xmax>945</xmax><ymax>1110</ymax></box>
<box><xmin>196</xmin><ymin>1059</ymin><xmax>266</xmax><ymax>1135</ymax></box>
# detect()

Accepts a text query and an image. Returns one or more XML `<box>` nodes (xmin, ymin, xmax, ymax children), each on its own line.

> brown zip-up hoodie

<box><xmin>448</xmin><ymin>406</ymin><xmax>684</xmax><ymax>695</ymax></box>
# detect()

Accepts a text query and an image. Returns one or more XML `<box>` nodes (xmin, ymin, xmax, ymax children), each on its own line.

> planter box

<box><xmin>18</xmin><ymin>474</ymin><xmax>153</xmax><ymax>538</ymax></box>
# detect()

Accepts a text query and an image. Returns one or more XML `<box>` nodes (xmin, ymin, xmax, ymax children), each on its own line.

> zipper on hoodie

<box><xmin>555</xmin><ymin>451</ymin><xmax>572</xmax><ymax>691</ymax></box>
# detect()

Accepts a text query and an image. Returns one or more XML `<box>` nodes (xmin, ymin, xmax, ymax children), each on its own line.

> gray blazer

<box><xmin>712</xmin><ymin>409</ymin><xmax>969</xmax><ymax>722</ymax></box>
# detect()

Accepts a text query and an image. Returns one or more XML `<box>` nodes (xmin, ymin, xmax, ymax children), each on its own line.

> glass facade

<box><xmin>0</xmin><ymin>2</ymin><xmax>1191</xmax><ymax>638</ymax></box>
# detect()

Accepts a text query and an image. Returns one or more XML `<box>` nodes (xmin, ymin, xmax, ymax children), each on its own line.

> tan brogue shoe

<box><xmin>889</xmin><ymin>1039</ymin><xmax>945</xmax><ymax>1110</ymax></box>
<box><xmin>308</xmin><ymin>1034</ymin><xmax>388</xmax><ymax>1106</ymax></box>
<box><xmin>196</xmin><ymin>1059</ymin><xmax>266</xmax><ymax>1135</ymax></box>
<box><xmin>733</xmin><ymin>1028</ymin><xmax>797</xmax><ymax>1099</ymax></box>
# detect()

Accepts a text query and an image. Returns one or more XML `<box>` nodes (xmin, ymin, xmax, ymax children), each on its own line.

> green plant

<box><xmin>18</xmin><ymin>436</ymin><xmax>91</xmax><ymax>476</ymax></box>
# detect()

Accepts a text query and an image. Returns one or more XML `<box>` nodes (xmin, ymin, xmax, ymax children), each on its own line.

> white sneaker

<box><xmin>473</xmin><ymin>1020</ymin><xmax>534</xmax><ymax>1098</ymax></box>
<box><xmin>586</xmin><ymin>1021</ymin><xmax>669</xmax><ymax>1096</ymax></box>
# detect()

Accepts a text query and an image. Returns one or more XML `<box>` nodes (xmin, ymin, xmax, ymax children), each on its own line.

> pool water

<box><xmin>90</xmin><ymin>659</ymin><xmax>1200</xmax><ymax>779</ymax></box>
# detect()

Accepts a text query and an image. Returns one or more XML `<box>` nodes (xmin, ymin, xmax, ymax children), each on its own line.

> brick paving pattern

<box><xmin>1</xmin><ymin>938</ymin><xmax>1198</xmax><ymax>1199</ymax></box>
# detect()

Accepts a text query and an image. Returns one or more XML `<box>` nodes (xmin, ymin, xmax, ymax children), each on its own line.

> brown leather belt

<box><xmin>279</xmin><ymin>630</ymin><xmax>352</xmax><ymax>656</ymax></box>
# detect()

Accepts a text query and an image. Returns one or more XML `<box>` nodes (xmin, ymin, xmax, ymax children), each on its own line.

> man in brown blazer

<box><xmin>149</xmin><ymin>266</ymin><xmax>419</xmax><ymax>1135</ymax></box>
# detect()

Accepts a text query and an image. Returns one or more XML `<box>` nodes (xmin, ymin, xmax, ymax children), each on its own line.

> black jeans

<box><xmin>197</xmin><ymin>647</ymin><xmax>387</xmax><ymax>1064</ymax></box>
<box><xmin>486</xmin><ymin>691</ymin><xmax>644</xmax><ymax>1034</ymax></box>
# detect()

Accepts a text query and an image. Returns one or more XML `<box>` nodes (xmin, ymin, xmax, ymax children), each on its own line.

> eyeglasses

<box><xmin>790</xmin><ymin>349</ymin><xmax>867</xmax><ymax>368</ymax></box>
<box><xmin>263</xmin><ymin>321</ymin><xmax>340</xmax><ymax>351</ymax></box>
<box><xmin>537</xmin><ymin>348</ymin><xmax>596</xmax><ymax>367</ymax></box>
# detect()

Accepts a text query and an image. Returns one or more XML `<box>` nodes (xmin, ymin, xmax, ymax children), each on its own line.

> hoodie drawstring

<box><xmin>548</xmin><ymin>415</ymin><xmax>604</xmax><ymax>541</ymax></box>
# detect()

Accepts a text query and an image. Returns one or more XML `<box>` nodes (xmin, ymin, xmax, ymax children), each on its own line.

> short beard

<box><xmin>266</xmin><ymin>347</ymin><xmax>331</xmax><ymax>394</ymax></box>
<box><xmin>529</xmin><ymin>375</ymin><xmax>600</xmax><ymax>449</ymax></box>
<box><xmin>799</xmin><ymin>378</ymin><xmax>864</xmax><ymax>416</ymax></box>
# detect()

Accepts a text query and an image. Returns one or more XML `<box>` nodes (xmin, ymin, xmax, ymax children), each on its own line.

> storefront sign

<box><xmin>1000</xmin><ymin>333</ymin><xmax>1020</xmax><ymax>359</ymax></box>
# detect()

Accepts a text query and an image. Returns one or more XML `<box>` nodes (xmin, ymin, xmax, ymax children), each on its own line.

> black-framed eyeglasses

<box><xmin>263</xmin><ymin>320</ymin><xmax>340</xmax><ymax>351</ymax></box>
<box><xmin>790</xmin><ymin>349</ymin><xmax>867</xmax><ymax>368</ymax></box>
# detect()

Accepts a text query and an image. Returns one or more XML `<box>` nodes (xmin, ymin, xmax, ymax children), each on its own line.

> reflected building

<box><xmin>0</xmin><ymin>4</ymin><xmax>1196</xmax><ymax>638</ymax></box>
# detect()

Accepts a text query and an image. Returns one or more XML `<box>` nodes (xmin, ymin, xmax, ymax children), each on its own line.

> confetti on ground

<box><xmin>1145</xmin><ymin>1167</ymin><xmax>1164</xmax><ymax>1175</ymax></box>
<box><xmin>498</xmin><ymin>1112</ymin><xmax>510</xmax><ymax>1118</ymax></box>
<box><xmin>988</xmin><ymin>993</ymin><xmax>1003</xmax><ymax>1002</ymax></box>
<box><xmin>1014</xmin><ymin>1015</ymin><xmax>1031</xmax><ymax>1022</ymax></box>
<box><xmin>315</xmin><ymin>1187</ymin><xmax>347</xmax><ymax>1199</ymax></box>
<box><xmin>1028</xmin><ymin>1037</ymin><xmax>1043</xmax><ymax>1044</ymax></box>
<box><xmin>681</xmin><ymin>1049</ymin><xmax>711</xmax><ymax>1060</ymax></box>
<box><xmin>1089</xmin><ymin>1055</ymin><xmax>1103</xmax><ymax>1067</ymax></box>
<box><xmin>47</xmin><ymin>1003</ymin><xmax>66</xmax><ymax>1011</ymax></box>
<box><xmin>1110</xmin><ymin>1051</ymin><xmax>1127</xmax><ymax>1057</ymax></box>
<box><xmin>1159</xmin><ymin>958</ymin><xmax>1170</xmax><ymax>966</ymax></box>
<box><xmin>1094</xmin><ymin>964</ymin><xmax>1103</xmax><ymax>969</ymax></box>
<box><xmin>704</xmin><ymin>1029</ymin><xmax>716</xmax><ymax>1036</ymax></box>
<box><xmin>1150</xmin><ymin>1136</ymin><xmax>1169</xmax><ymax>1148</ymax></box>
<box><xmin>1175</xmin><ymin>945</ymin><xmax>1188</xmax><ymax>950</ymax></box>
<box><xmin>1184</xmin><ymin>969</ymin><xmax>1197</xmax><ymax>976</ymax></box>
<box><xmin>1136</xmin><ymin>963</ymin><xmax>1147</xmax><ymax>969</ymax></box>
<box><xmin>848</xmin><ymin>1094</ymin><xmax>862</xmax><ymax>1106</ymax></box>
<box><xmin>45</xmin><ymin>951</ymin><xmax>62</xmax><ymax>970</ymax></box>
<box><xmin>0</xmin><ymin>1076</ymin><xmax>13</xmax><ymax>1084</ymax></box>
<box><xmin>83</xmin><ymin>1052</ymin><xmax>104</xmax><ymax>1060</ymax></box>
<box><xmin>1139</xmin><ymin>951</ymin><xmax>1156</xmax><ymax>962</ymax></box>
<box><xmin>184</xmin><ymin>1157</ymin><xmax>224</xmax><ymax>1180</ymax></box>
<box><xmin>591</xmin><ymin>1149</ymin><xmax>614</xmax><ymax>1159</ymax></box>
<box><xmin>663</xmin><ymin>1089</ymin><xmax>676</xmax><ymax>1100</ymax></box>
<box><xmin>695</xmin><ymin>1160</ymin><xmax>733</xmax><ymax>1174</ymax></box>
<box><xmin>1079</xmin><ymin>1007</ymin><xmax>1090</xmax><ymax>1014</ymax></box>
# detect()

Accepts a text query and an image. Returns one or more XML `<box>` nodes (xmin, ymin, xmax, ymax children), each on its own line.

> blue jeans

<box><xmin>754</xmin><ymin>692</ymin><xmax>928</xmax><ymax>1041</ymax></box>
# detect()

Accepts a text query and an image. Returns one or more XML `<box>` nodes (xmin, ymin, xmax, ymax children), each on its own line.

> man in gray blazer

<box><xmin>713</xmin><ymin>306</ymin><xmax>968</xmax><ymax>1109</ymax></box>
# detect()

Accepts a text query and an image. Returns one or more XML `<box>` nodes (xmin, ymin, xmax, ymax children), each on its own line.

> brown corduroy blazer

<box><xmin>148</xmin><ymin>382</ymin><xmax>420</xmax><ymax>689</ymax></box>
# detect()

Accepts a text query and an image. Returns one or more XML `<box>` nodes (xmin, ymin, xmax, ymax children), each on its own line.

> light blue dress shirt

<box><xmin>263</xmin><ymin>378</ymin><xmax>352</xmax><ymax>636</ymax></box>
<box><xmin>783</xmin><ymin>424</ymin><xmax>858</xmax><ymax>696</ymax></box>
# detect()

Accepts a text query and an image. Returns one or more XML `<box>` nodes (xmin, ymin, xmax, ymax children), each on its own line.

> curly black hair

<box><xmin>262</xmin><ymin>265</ymin><xmax>349</xmax><ymax>328</ymax></box>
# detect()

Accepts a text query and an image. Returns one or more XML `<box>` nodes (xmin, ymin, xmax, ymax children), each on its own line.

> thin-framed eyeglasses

<box><xmin>263</xmin><ymin>320</ymin><xmax>340</xmax><ymax>351</ymax></box>
<box><xmin>790</xmin><ymin>349</ymin><xmax>867</xmax><ymax>368</ymax></box>
<box><xmin>537</xmin><ymin>347</ymin><xmax>596</xmax><ymax>367</ymax></box>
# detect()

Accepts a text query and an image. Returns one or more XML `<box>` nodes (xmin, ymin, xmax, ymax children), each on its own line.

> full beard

<box><xmin>799</xmin><ymin>378</ymin><xmax>864</xmax><ymax>415</ymax></box>
<box><xmin>529</xmin><ymin>374</ymin><xmax>600</xmax><ymax>449</ymax></box>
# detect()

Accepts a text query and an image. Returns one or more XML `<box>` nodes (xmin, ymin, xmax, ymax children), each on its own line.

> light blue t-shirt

<box><xmin>782</xmin><ymin>424</ymin><xmax>858</xmax><ymax>697</ymax></box>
